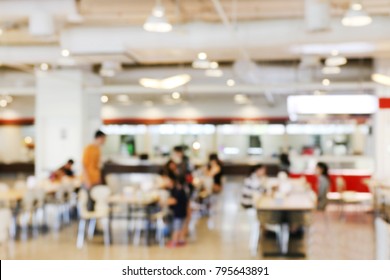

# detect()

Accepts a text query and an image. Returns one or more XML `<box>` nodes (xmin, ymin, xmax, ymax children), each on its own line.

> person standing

<box><xmin>82</xmin><ymin>130</ymin><xmax>106</xmax><ymax>211</ymax></box>
<box><xmin>316</xmin><ymin>162</ymin><xmax>330</xmax><ymax>211</ymax></box>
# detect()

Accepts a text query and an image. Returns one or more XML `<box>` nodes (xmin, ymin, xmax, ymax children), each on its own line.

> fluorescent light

<box><xmin>227</xmin><ymin>79</ymin><xmax>235</xmax><ymax>87</ymax></box>
<box><xmin>342</xmin><ymin>3</ymin><xmax>372</xmax><ymax>27</ymax></box>
<box><xmin>322</xmin><ymin>66</ymin><xmax>341</xmax><ymax>75</ymax></box>
<box><xmin>101</xmin><ymin>95</ymin><xmax>109</xmax><ymax>103</ymax></box>
<box><xmin>140</xmin><ymin>74</ymin><xmax>191</xmax><ymax>89</ymax></box>
<box><xmin>143</xmin><ymin>3</ymin><xmax>172</xmax><ymax>33</ymax></box>
<box><xmin>287</xmin><ymin>95</ymin><xmax>378</xmax><ymax>115</ymax></box>
<box><xmin>325</xmin><ymin>55</ymin><xmax>347</xmax><ymax>67</ymax></box>
<box><xmin>372</xmin><ymin>73</ymin><xmax>390</xmax><ymax>86</ymax></box>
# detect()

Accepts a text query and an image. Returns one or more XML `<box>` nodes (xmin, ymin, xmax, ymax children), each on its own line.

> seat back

<box><xmin>91</xmin><ymin>185</ymin><xmax>111</xmax><ymax>215</ymax></box>
<box><xmin>77</xmin><ymin>189</ymin><xmax>89</xmax><ymax>217</ymax></box>
<box><xmin>34</xmin><ymin>188</ymin><xmax>46</xmax><ymax>208</ymax></box>
<box><xmin>22</xmin><ymin>189</ymin><xmax>37</xmax><ymax>211</ymax></box>
<box><xmin>0</xmin><ymin>208</ymin><xmax>12</xmax><ymax>243</ymax></box>
<box><xmin>105</xmin><ymin>174</ymin><xmax>121</xmax><ymax>194</ymax></box>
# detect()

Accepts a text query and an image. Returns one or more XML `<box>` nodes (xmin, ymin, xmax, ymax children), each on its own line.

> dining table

<box><xmin>107</xmin><ymin>192</ymin><xmax>160</xmax><ymax>245</ymax></box>
<box><xmin>255</xmin><ymin>188</ymin><xmax>317</xmax><ymax>258</ymax></box>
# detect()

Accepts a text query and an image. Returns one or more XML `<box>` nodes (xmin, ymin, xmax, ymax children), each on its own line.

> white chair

<box><xmin>105</xmin><ymin>174</ymin><xmax>122</xmax><ymax>194</ymax></box>
<box><xmin>0</xmin><ymin>183</ymin><xmax>10</xmax><ymax>208</ymax></box>
<box><xmin>18</xmin><ymin>189</ymin><xmax>37</xmax><ymax>238</ymax></box>
<box><xmin>0</xmin><ymin>208</ymin><xmax>12</xmax><ymax>244</ymax></box>
<box><xmin>76</xmin><ymin>186</ymin><xmax>111</xmax><ymax>248</ymax></box>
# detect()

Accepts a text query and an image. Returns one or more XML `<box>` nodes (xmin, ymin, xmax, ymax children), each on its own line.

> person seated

<box><xmin>205</xmin><ymin>153</ymin><xmax>224</xmax><ymax>193</ymax></box>
<box><xmin>50</xmin><ymin>159</ymin><xmax>75</xmax><ymax>182</ymax></box>
<box><xmin>241</xmin><ymin>164</ymin><xmax>267</xmax><ymax>209</ymax></box>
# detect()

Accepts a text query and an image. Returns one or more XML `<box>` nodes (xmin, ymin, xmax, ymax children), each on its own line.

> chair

<box><xmin>105</xmin><ymin>174</ymin><xmax>122</xmax><ymax>194</ymax></box>
<box><xmin>76</xmin><ymin>186</ymin><xmax>111</xmax><ymax>248</ymax></box>
<box><xmin>18</xmin><ymin>189</ymin><xmax>38</xmax><ymax>238</ymax></box>
<box><xmin>0</xmin><ymin>208</ymin><xmax>12</xmax><ymax>247</ymax></box>
<box><xmin>0</xmin><ymin>183</ymin><xmax>10</xmax><ymax>208</ymax></box>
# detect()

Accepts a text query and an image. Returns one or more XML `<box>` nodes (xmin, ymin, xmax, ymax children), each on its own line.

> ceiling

<box><xmin>0</xmin><ymin>0</ymin><xmax>388</xmax><ymax>100</ymax></box>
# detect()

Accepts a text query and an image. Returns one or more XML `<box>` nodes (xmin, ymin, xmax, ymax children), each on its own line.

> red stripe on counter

<box><xmin>0</xmin><ymin>118</ymin><xmax>34</xmax><ymax>125</ymax></box>
<box><xmin>379</xmin><ymin>98</ymin><xmax>390</xmax><ymax>109</ymax></box>
<box><xmin>103</xmin><ymin>117</ymin><xmax>290</xmax><ymax>125</ymax></box>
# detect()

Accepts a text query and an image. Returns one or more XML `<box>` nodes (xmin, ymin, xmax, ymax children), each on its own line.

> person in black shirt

<box><xmin>50</xmin><ymin>159</ymin><xmax>75</xmax><ymax>181</ymax></box>
<box><xmin>166</xmin><ymin>175</ymin><xmax>189</xmax><ymax>248</ymax></box>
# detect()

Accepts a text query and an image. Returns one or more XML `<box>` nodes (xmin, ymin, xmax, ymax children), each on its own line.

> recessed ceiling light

<box><xmin>61</xmin><ymin>49</ymin><xmax>70</xmax><ymax>57</ymax></box>
<box><xmin>210</xmin><ymin>61</ymin><xmax>219</xmax><ymax>69</ymax></box>
<box><xmin>101</xmin><ymin>95</ymin><xmax>109</xmax><ymax>103</ymax></box>
<box><xmin>0</xmin><ymin>99</ymin><xmax>7</xmax><ymax>107</ymax></box>
<box><xmin>227</xmin><ymin>79</ymin><xmax>235</xmax><ymax>87</ymax></box>
<box><xmin>198</xmin><ymin>52</ymin><xmax>207</xmax><ymax>60</ymax></box>
<box><xmin>322</xmin><ymin>79</ymin><xmax>330</xmax><ymax>86</ymax></box>
<box><xmin>40</xmin><ymin>63</ymin><xmax>49</xmax><ymax>71</ymax></box>
<box><xmin>171</xmin><ymin>91</ymin><xmax>181</xmax><ymax>100</ymax></box>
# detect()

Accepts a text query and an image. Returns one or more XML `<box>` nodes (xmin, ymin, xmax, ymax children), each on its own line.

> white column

<box><xmin>35</xmin><ymin>69</ymin><xmax>102</xmax><ymax>178</ymax></box>
<box><xmin>374</xmin><ymin>59</ymin><xmax>390</xmax><ymax>179</ymax></box>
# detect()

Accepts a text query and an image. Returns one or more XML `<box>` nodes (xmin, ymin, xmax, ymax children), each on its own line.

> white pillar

<box><xmin>35</xmin><ymin>69</ymin><xmax>102</xmax><ymax>178</ymax></box>
<box><xmin>374</xmin><ymin>59</ymin><xmax>390</xmax><ymax>179</ymax></box>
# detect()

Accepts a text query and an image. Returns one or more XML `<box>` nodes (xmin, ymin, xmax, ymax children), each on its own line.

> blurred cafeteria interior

<box><xmin>0</xmin><ymin>0</ymin><xmax>390</xmax><ymax>260</ymax></box>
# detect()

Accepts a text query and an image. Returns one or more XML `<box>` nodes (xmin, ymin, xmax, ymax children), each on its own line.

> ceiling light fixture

<box><xmin>227</xmin><ymin>79</ymin><xmax>236</xmax><ymax>87</ymax></box>
<box><xmin>322</xmin><ymin>79</ymin><xmax>330</xmax><ymax>86</ymax></box>
<box><xmin>322</xmin><ymin>66</ymin><xmax>341</xmax><ymax>75</ymax></box>
<box><xmin>342</xmin><ymin>3</ymin><xmax>372</xmax><ymax>27</ymax></box>
<box><xmin>40</xmin><ymin>63</ymin><xmax>49</xmax><ymax>71</ymax></box>
<box><xmin>61</xmin><ymin>49</ymin><xmax>70</xmax><ymax>57</ymax></box>
<box><xmin>171</xmin><ymin>91</ymin><xmax>181</xmax><ymax>100</ymax></box>
<box><xmin>139</xmin><ymin>74</ymin><xmax>191</xmax><ymax>89</ymax></box>
<box><xmin>372</xmin><ymin>73</ymin><xmax>390</xmax><ymax>86</ymax></box>
<box><xmin>325</xmin><ymin>49</ymin><xmax>347</xmax><ymax>67</ymax></box>
<box><xmin>101</xmin><ymin>95</ymin><xmax>109</xmax><ymax>103</ymax></box>
<box><xmin>192</xmin><ymin>52</ymin><xmax>211</xmax><ymax>69</ymax></box>
<box><xmin>143</xmin><ymin>0</ymin><xmax>172</xmax><ymax>33</ymax></box>
<box><xmin>100</xmin><ymin>61</ymin><xmax>122</xmax><ymax>77</ymax></box>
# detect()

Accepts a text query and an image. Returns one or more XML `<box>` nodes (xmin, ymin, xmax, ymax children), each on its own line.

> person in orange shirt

<box><xmin>82</xmin><ymin>130</ymin><xmax>106</xmax><ymax>211</ymax></box>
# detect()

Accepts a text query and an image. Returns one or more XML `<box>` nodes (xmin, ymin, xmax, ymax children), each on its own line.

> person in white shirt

<box><xmin>241</xmin><ymin>164</ymin><xmax>267</xmax><ymax>209</ymax></box>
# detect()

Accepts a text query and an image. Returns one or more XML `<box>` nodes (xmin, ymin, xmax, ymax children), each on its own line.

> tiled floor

<box><xmin>0</xmin><ymin>180</ymin><xmax>375</xmax><ymax>260</ymax></box>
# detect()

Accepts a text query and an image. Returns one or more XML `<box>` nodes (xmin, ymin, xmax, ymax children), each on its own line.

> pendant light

<box><xmin>342</xmin><ymin>2</ymin><xmax>372</xmax><ymax>27</ymax></box>
<box><xmin>143</xmin><ymin>0</ymin><xmax>172</xmax><ymax>33</ymax></box>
